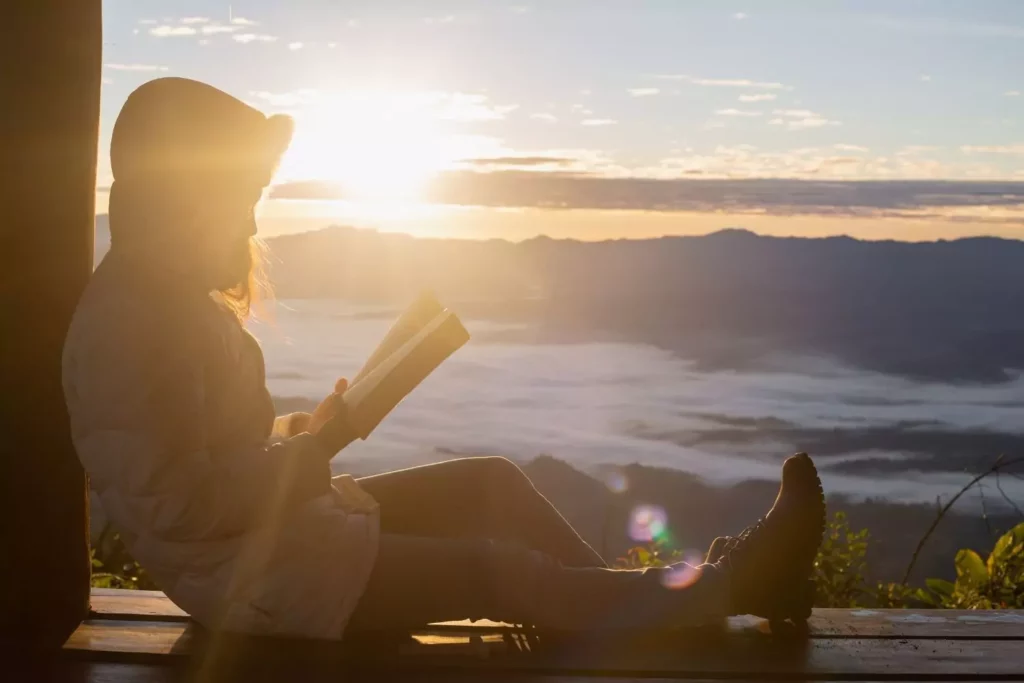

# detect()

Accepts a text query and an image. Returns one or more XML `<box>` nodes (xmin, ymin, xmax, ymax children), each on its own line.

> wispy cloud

<box><xmin>716</xmin><ymin>108</ymin><xmax>762</xmax><ymax>117</ymax></box>
<box><xmin>582</xmin><ymin>118</ymin><xmax>617</xmax><ymax>126</ymax></box>
<box><xmin>510</xmin><ymin>5</ymin><xmax>532</xmax><ymax>13</ymax></box>
<box><xmin>150</xmin><ymin>25</ymin><xmax>197</xmax><ymax>37</ymax></box>
<box><xmin>463</xmin><ymin>156</ymin><xmax>573</xmax><ymax>168</ymax></box>
<box><xmin>628</xmin><ymin>88</ymin><xmax>660</xmax><ymax>97</ymax></box>
<box><xmin>104</xmin><ymin>63</ymin><xmax>169</xmax><ymax>72</ymax></box>
<box><xmin>1005</xmin><ymin>90</ymin><xmax>1021</xmax><ymax>97</ymax></box>
<box><xmin>920</xmin><ymin>74</ymin><xmax>932</xmax><ymax>82</ymax></box>
<box><xmin>530</xmin><ymin>113</ymin><xmax>558</xmax><ymax>123</ymax></box>
<box><xmin>234</xmin><ymin>33</ymin><xmax>278</xmax><ymax>43</ymax></box>
<box><xmin>181</xmin><ymin>17</ymin><xmax>209</xmax><ymax>24</ymax></box>
<box><xmin>424</xmin><ymin>15</ymin><xmax>457</xmax><ymax>25</ymax></box>
<box><xmin>962</xmin><ymin>145</ymin><xmax>1024</xmax><ymax>155</ymax></box>
<box><xmin>288</xmin><ymin>42</ymin><xmax>304</xmax><ymax>50</ymax></box>
<box><xmin>771</xmin><ymin>109</ymin><xmax>841</xmax><ymax>130</ymax></box>
<box><xmin>733</xmin><ymin>12</ymin><xmax>748</xmax><ymax>20</ymax></box>
<box><xmin>138</xmin><ymin>19</ymin><xmax>158</xmax><ymax>25</ymax></box>
<box><xmin>655</xmin><ymin>74</ymin><xmax>792</xmax><ymax>90</ymax></box>
<box><xmin>738</xmin><ymin>93</ymin><xmax>776</xmax><ymax>102</ymax></box>
<box><xmin>231</xmin><ymin>16</ymin><xmax>258</xmax><ymax>26</ymax></box>
<box><xmin>202</xmin><ymin>24</ymin><xmax>240</xmax><ymax>34</ymax></box>
<box><xmin>834</xmin><ymin>144</ymin><xmax>869</xmax><ymax>152</ymax></box>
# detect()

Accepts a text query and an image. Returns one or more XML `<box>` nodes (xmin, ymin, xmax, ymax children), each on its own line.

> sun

<box><xmin>275</xmin><ymin>92</ymin><xmax>451</xmax><ymax>202</ymax></box>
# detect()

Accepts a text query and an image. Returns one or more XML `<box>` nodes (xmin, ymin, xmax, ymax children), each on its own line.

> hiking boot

<box><xmin>718</xmin><ymin>453</ymin><xmax>825</xmax><ymax>622</ymax></box>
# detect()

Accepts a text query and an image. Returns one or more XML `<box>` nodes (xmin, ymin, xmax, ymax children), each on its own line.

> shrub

<box><xmin>918</xmin><ymin>522</ymin><xmax>1024</xmax><ymax>609</ymax></box>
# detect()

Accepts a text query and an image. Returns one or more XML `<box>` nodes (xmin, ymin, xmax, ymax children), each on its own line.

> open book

<box><xmin>339</xmin><ymin>291</ymin><xmax>470</xmax><ymax>440</ymax></box>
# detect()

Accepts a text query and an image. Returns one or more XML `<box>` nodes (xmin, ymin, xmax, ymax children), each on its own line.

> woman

<box><xmin>63</xmin><ymin>77</ymin><xmax>826</xmax><ymax>640</ymax></box>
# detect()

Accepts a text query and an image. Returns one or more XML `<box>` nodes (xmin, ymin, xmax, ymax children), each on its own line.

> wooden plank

<box><xmin>808</xmin><ymin>609</ymin><xmax>1024</xmax><ymax>640</ymax></box>
<box><xmin>86</xmin><ymin>590</ymin><xmax>1024</xmax><ymax>639</ymax></box>
<box><xmin>90</xmin><ymin>589</ymin><xmax>189</xmax><ymax>622</ymax></box>
<box><xmin>53</xmin><ymin>662</ymin><xmax>800</xmax><ymax>683</ymax></box>
<box><xmin>63</xmin><ymin>618</ymin><xmax>1024</xmax><ymax>680</ymax></box>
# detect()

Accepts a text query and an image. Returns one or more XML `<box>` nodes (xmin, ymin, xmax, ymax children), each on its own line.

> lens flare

<box><xmin>628</xmin><ymin>504</ymin><xmax>667</xmax><ymax>543</ymax></box>
<box><xmin>660</xmin><ymin>552</ymin><xmax>705</xmax><ymax>590</ymax></box>
<box><xmin>604</xmin><ymin>470</ymin><xmax>628</xmax><ymax>494</ymax></box>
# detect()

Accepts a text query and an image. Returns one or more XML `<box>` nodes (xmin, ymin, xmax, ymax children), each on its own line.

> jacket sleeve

<box><xmin>65</xmin><ymin>308</ymin><xmax>333</xmax><ymax>543</ymax></box>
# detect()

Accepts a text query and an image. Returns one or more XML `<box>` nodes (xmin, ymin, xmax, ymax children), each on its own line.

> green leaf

<box><xmin>926</xmin><ymin>577</ymin><xmax>955</xmax><ymax>596</ymax></box>
<box><xmin>990</xmin><ymin>522</ymin><xmax>1024</xmax><ymax>569</ymax></box>
<box><xmin>955</xmin><ymin>549</ymin><xmax>988</xmax><ymax>586</ymax></box>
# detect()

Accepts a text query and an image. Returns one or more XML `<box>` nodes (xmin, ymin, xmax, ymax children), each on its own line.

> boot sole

<box><xmin>783</xmin><ymin>453</ymin><xmax>826</xmax><ymax>622</ymax></box>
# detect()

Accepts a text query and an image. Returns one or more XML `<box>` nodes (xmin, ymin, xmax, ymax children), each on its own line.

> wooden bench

<box><xmin>49</xmin><ymin>589</ymin><xmax>1024</xmax><ymax>681</ymax></box>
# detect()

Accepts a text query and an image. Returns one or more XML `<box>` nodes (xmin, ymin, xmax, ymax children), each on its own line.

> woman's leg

<box><xmin>351</xmin><ymin>457</ymin><xmax>606</xmax><ymax>568</ymax></box>
<box><xmin>345</xmin><ymin>534</ymin><xmax>727</xmax><ymax>633</ymax></box>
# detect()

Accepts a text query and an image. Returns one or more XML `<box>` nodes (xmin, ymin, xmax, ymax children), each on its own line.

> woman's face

<box><xmin>192</xmin><ymin>183</ymin><xmax>262</xmax><ymax>291</ymax></box>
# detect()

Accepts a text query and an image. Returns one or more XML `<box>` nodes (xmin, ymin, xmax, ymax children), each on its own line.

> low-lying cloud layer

<box><xmin>270</xmin><ymin>174</ymin><xmax>1024</xmax><ymax>223</ymax></box>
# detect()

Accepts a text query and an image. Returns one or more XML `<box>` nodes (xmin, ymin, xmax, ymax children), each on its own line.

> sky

<box><xmin>98</xmin><ymin>0</ymin><xmax>1024</xmax><ymax>241</ymax></box>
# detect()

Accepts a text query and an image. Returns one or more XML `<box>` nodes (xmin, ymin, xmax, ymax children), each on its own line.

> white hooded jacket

<box><xmin>62</xmin><ymin>250</ymin><xmax>379</xmax><ymax>639</ymax></box>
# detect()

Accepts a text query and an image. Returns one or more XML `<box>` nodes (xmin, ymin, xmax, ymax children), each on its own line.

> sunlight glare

<box><xmin>277</xmin><ymin>91</ymin><xmax>470</xmax><ymax>203</ymax></box>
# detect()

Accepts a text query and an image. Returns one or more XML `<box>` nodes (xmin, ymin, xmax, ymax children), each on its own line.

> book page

<box><xmin>342</xmin><ymin>310</ymin><xmax>470</xmax><ymax>439</ymax></box>
<box><xmin>350</xmin><ymin>291</ymin><xmax>445</xmax><ymax>386</ymax></box>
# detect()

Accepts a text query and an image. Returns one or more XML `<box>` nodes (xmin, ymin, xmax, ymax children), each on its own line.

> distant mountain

<box><xmin>265</xmin><ymin>225</ymin><xmax>1024</xmax><ymax>382</ymax></box>
<box><xmin>93</xmin><ymin>216</ymin><xmax>1024</xmax><ymax>382</ymax></box>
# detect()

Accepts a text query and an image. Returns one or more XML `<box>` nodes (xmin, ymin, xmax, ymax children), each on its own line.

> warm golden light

<box><xmin>275</xmin><ymin>91</ymin><xmax>503</xmax><ymax>204</ymax></box>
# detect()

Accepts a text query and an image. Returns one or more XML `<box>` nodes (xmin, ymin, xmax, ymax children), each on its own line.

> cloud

<box><xmin>733</xmin><ymin>12</ymin><xmax>748</xmax><ymax>20</ymax></box>
<box><xmin>738</xmin><ymin>93</ymin><xmax>776</xmax><ymax>102</ymax></box>
<box><xmin>655</xmin><ymin>75</ymin><xmax>792</xmax><ymax>90</ymax></box>
<box><xmin>150</xmin><ymin>25</ymin><xmax>197</xmax><ymax>37</ymax></box>
<box><xmin>716</xmin><ymin>108</ymin><xmax>762</xmax><ymax>117</ymax></box>
<box><xmin>138</xmin><ymin>19</ymin><xmax>158</xmax><ymax>25</ymax></box>
<box><xmin>181</xmin><ymin>17</ymin><xmax>209</xmax><ymax>24</ymax></box>
<box><xmin>788</xmin><ymin>117</ymin><xmax>841</xmax><ymax>130</ymax></box>
<box><xmin>234</xmin><ymin>33</ymin><xmax>279</xmax><ymax>43</ymax></box>
<box><xmin>462</xmin><ymin>156</ymin><xmax>575</xmax><ymax>167</ymax></box>
<box><xmin>439</xmin><ymin>94</ymin><xmax>518</xmax><ymax>121</ymax></box>
<box><xmin>288</xmin><ymin>42</ymin><xmax>304</xmax><ymax>50</ymax></box>
<box><xmin>628</xmin><ymin>88</ymin><xmax>660</xmax><ymax>97</ymax></box>
<box><xmin>898</xmin><ymin>145</ymin><xmax>940</xmax><ymax>155</ymax></box>
<box><xmin>202</xmin><ymin>24</ymin><xmax>240</xmax><ymax>34</ymax></box>
<box><xmin>834</xmin><ymin>144</ymin><xmax>869</xmax><ymax>152</ymax></box>
<box><xmin>1005</xmin><ymin>90</ymin><xmax>1021</xmax><ymax>97</ymax></box>
<box><xmin>424</xmin><ymin>15</ymin><xmax>457</xmax><ymax>24</ymax></box>
<box><xmin>231</xmin><ymin>16</ymin><xmax>258</xmax><ymax>25</ymax></box>
<box><xmin>530</xmin><ymin>113</ymin><xmax>558</xmax><ymax>123</ymax></box>
<box><xmin>920</xmin><ymin>74</ymin><xmax>932</xmax><ymax>82</ymax></box>
<box><xmin>104</xmin><ymin>63</ymin><xmax>169</xmax><ymax>72</ymax></box>
<box><xmin>771</xmin><ymin>109</ymin><xmax>841</xmax><ymax>130</ymax></box>
<box><xmin>962</xmin><ymin>145</ymin><xmax>1024</xmax><ymax>155</ymax></box>
<box><xmin>510</xmin><ymin>5</ymin><xmax>532</xmax><ymax>13</ymax></box>
<box><xmin>102</xmin><ymin>77</ymin><xmax>113</xmax><ymax>85</ymax></box>
<box><xmin>774</xmin><ymin>109</ymin><xmax>816</xmax><ymax>118</ymax></box>
<box><xmin>582</xmin><ymin>119</ymin><xmax>617</xmax><ymax>126</ymax></box>
<box><xmin>269</xmin><ymin>174</ymin><xmax>1024</xmax><ymax>221</ymax></box>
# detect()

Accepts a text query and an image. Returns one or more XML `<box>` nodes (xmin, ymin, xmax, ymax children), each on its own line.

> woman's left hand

<box><xmin>307</xmin><ymin>377</ymin><xmax>348</xmax><ymax>435</ymax></box>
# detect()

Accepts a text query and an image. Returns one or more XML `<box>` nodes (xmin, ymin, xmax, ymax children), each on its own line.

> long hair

<box><xmin>218</xmin><ymin>236</ymin><xmax>274</xmax><ymax>321</ymax></box>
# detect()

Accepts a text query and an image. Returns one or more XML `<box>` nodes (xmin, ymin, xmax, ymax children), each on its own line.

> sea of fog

<box><xmin>249</xmin><ymin>299</ymin><xmax>1024</xmax><ymax>508</ymax></box>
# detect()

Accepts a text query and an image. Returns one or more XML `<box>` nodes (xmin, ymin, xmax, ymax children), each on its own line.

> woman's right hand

<box><xmin>307</xmin><ymin>377</ymin><xmax>349</xmax><ymax>435</ymax></box>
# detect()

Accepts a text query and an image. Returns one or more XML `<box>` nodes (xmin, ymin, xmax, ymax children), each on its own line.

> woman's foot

<box><xmin>718</xmin><ymin>453</ymin><xmax>826</xmax><ymax>622</ymax></box>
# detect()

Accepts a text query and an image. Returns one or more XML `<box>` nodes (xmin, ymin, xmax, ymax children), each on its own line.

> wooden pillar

<box><xmin>0</xmin><ymin>2</ymin><xmax>101</xmax><ymax>647</ymax></box>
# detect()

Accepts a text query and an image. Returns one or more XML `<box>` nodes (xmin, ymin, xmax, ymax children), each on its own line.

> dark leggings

<box><xmin>343</xmin><ymin>457</ymin><xmax>725</xmax><ymax>632</ymax></box>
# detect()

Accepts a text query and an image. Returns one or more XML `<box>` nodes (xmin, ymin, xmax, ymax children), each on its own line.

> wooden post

<box><xmin>0</xmin><ymin>2</ymin><xmax>101</xmax><ymax>647</ymax></box>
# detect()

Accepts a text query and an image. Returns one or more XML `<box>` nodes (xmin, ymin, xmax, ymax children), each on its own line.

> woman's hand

<box><xmin>309</xmin><ymin>378</ymin><xmax>360</xmax><ymax>457</ymax></box>
<box><xmin>307</xmin><ymin>378</ymin><xmax>349</xmax><ymax>435</ymax></box>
